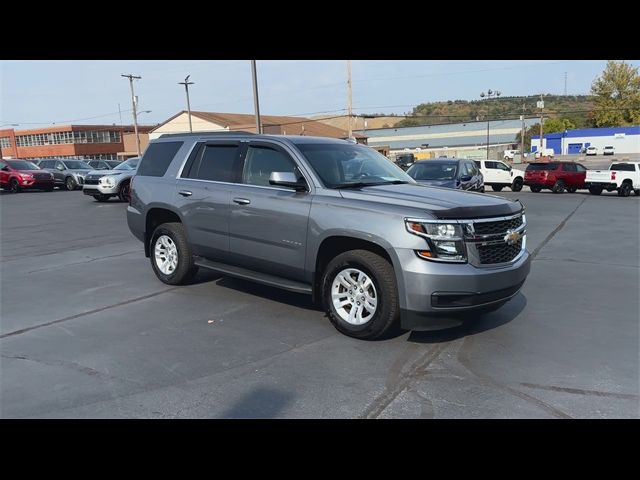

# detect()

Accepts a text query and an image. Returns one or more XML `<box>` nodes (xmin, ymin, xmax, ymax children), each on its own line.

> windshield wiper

<box><xmin>334</xmin><ymin>180</ymin><xmax>409</xmax><ymax>189</ymax></box>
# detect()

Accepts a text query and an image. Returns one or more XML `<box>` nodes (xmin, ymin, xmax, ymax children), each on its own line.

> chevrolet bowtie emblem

<box><xmin>504</xmin><ymin>230</ymin><xmax>522</xmax><ymax>245</ymax></box>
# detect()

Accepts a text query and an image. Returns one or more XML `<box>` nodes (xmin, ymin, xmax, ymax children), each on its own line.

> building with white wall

<box><xmin>532</xmin><ymin>126</ymin><xmax>640</xmax><ymax>155</ymax></box>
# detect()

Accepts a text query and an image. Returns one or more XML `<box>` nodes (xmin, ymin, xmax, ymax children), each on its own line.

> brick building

<box><xmin>0</xmin><ymin>124</ymin><xmax>155</xmax><ymax>161</ymax></box>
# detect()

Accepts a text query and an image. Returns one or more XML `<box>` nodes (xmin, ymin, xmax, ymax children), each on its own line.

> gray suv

<box><xmin>83</xmin><ymin>157</ymin><xmax>139</xmax><ymax>202</ymax></box>
<box><xmin>36</xmin><ymin>158</ymin><xmax>92</xmax><ymax>190</ymax></box>
<box><xmin>128</xmin><ymin>133</ymin><xmax>530</xmax><ymax>340</ymax></box>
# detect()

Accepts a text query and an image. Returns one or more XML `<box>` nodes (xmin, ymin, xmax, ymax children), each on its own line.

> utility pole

<box><xmin>347</xmin><ymin>60</ymin><xmax>353</xmax><ymax>140</ymax></box>
<box><xmin>480</xmin><ymin>89</ymin><xmax>501</xmax><ymax>159</ymax></box>
<box><xmin>250</xmin><ymin>60</ymin><xmax>262</xmax><ymax>134</ymax></box>
<box><xmin>179</xmin><ymin>75</ymin><xmax>194</xmax><ymax>133</ymax></box>
<box><xmin>118</xmin><ymin>103</ymin><xmax>123</xmax><ymax>127</ymax></box>
<box><xmin>121</xmin><ymin>74</ymin><xmax>142</xmax><ymax>157</ymax></box>
<box><xmin>564</xmin><ymin>72</ymin><xmax>568</xmax><ymax>96</ymax></box>
<box><xmin>520</xmin><ymin>103</ymin><xmax>525</xmax><ymax>163</ymax></box>
<box><xmin>537</xmin><ymin>94</ymin><xmax>544</xmax><ymax>155</ymax></box>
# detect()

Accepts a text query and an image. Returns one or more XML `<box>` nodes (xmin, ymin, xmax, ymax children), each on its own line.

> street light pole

<box><xmin>347</xmin><ymin>60</ymin><xmax>353</xmax><ymax>140</ymax></box>
<box><xmin>179</xmin><ymin>75</ymin><xmax>194</xmax><ymax>133</ymax></box>
<box><xmin>250</xmin><ymin>60</ymin><xmax>262</xmax><ymax>134</ymax></box>
<box><xmin>121</xmin><ymin>74</ymin><xmax>142</xmax><ymax>157</ymax></box>
<box><xmin>480</xmin><ymin>89</ymin><xmax>501</xmax><ymax>160</ymax></box>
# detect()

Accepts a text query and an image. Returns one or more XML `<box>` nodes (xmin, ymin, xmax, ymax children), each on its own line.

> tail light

<box><xmin>611</xmin><ymin>172</ymin><xmax>616</xmax><ymax>180</ymax></box>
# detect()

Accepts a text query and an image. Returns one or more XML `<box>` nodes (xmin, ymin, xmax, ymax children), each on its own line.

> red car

<box><xmin>524</xmin><ymin>161</ymin><xmax>588</xmax><ymax>193</ymax></box>
<box><xmin>0</xmin><ymin>159</ymin><xmax>55</xmax><ymax>193</ymax></box>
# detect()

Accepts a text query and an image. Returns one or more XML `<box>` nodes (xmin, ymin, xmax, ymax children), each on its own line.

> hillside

<box><xmin>395</xmin><ymin>95</ymin><xmax>595</xmax><ymax>128</ymax></box>
<box><xmin>312</xmin><ymin>115</ymin><xmax>406</xmax><ymax>131</ymax></box>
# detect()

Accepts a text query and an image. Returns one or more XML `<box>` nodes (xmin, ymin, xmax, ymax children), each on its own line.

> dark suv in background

<box><xmin>127</xmin><ymin>133</ymin><xmax>530</xmax><ymax>340</ymax></box>
<box><xmin>406</xmin><ymin>158</ymin><xmax>484</xmax><ymax>192</ymax></box>
<box><xmin>524</xmin><ymin>161</ymin><xmax>588</xmax><ymax>193</ymax></box>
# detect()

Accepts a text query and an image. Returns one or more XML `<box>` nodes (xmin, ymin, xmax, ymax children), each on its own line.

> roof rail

<box><xmin>158</xmin><ymin>131</ymin><xmax>256</xmax><ymax>138</ymax></box>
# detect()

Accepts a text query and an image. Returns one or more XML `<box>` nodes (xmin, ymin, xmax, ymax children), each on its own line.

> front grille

<box><xmin>477</xmin><ymin>239</ymin><xmax>523</xmax><ymax>264</ymax></box>
<box><xmin>84</xmin><ymin>178</ymin><xmax>99</xmax><ymax>185</ymax></box>
<box><xmin>34</xmin><ymin>173</ymin><xmax>51</xmax><ymax>180</ymax></box>
<box><xmin>473</xmin><ymin>215</ymin><xmax>523</xmax><ymax>235</ymax></box>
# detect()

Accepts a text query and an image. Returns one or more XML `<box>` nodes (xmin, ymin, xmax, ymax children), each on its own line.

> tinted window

<box><xmin>563</xmin><ymin>163</ymin><xmax>577</xmax><ymax>172</ymax></box>
<box><xmin>192</xmin><ymin>144</ymin><xmax>238</xmax><ymax>182</ymax></box>
<box><xmin>497</xmin><ymin>162</ymin><xmax>510</xmax><ymax>171</ymax></box>
<box><xmin>6</xmin><ymin>160</ymin><xmax>40</xmax><ymax>170</ymax></box>
<box><xmin>485</xmin><ymin>161</ymin><xmax>499</xmax><ymax>169</ymax></box>
<box><xmin>55</xmin><ymin>161</ymin><xmax>65</xmax><ymax>170</ymax></box>
<box><xmin>576</xmin><ymin>164</ymin><xmax>587</xmax><ymax>172</ymax></box>
<box><xmin>63</xmin><ymin>160</ymin><xmax>91</xmax><ymax>169</ymax></box>
<box><xmin>526</xmin><ymin>163</ymin><xmax>559</xmax><ymax>171</ymax></box>
<box><xmin>407</xmin><ymin>162</ymin><xmax>458</xmax><ymax>181</ymax></box>
<box><xmin>611</xmin><ymin>163</ymin><xmax>635</xmax><ymax>171</ymax></box>
<box><xmin>474</xmin><ymin>160</ymin><xmax>481</xmax><ymax>168</ymax></box>
<box><xmin>242</xmin><ymin>145</ymin><xmax>296</xmax><ymax>187</ymax></box>
<box><xmin>137</xmin><ymin>141</ymin><xmax>183</xmax><ymax>177</ymax></box>
<box><xmin>468</xmin><ymin>162</ymin><xmax>479</xmax><ymax>175</ymax></box>
<box><xmin>114</xmin><ymin>158</ymin><xmax>139</xmax><ymax>171</ymax></box>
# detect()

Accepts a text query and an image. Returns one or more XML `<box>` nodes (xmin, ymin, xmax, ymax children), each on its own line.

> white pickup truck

<box><xmin>474</xmin><ymin>159</ymin><xmax>526</xmax><ymax>192</ymax></box>
<box><xmin>584</xmin><ymin>161</ymin><xmax>640</xmax><ymax>197</ymax></box>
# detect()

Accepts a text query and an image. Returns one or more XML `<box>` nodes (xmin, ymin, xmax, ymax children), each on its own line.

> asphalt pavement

<box><xmin>0</xmin><ymin>185</ymin><xmax>638</xmax><ymax>418</ymax></box>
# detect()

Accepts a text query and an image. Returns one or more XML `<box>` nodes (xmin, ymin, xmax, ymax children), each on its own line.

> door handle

<box><xmin>178</xmin><ymin>190</ymin><xmax>192</xmax><ymax>197</ymax></box>
<box><xmin>233</xmin><ymin>197</ymin><xmax>251</xmax><ymax>205</ymax></box>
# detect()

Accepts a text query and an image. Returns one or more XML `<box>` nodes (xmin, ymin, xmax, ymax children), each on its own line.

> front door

<box><xmin>494</xmin><ymin>161</ymin><xmax>513</xmax><ymax>184</ymax></box>
<box><xmin>174</xmin><ymin>141</ymin><xmax>242</xmax><ymax>260</ymax></box>
<box><xmin>228</xmin><ymin>141</ymin><xmax>312</xmax><ymax>281</ymax></box>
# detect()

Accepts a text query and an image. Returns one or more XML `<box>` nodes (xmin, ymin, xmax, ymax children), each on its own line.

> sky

<box><xmin>2</xmin><ymin>60</ymin><xmax>639</xmax><ymax>128</ymax></box>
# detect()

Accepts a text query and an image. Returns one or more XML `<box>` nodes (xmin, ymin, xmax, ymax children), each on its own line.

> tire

<box><xmin>9</xmin><ymin>178</ymin><xmax>20</xmax><ymax>193</ymax></box>
<box><xmin>552</xmin><ymin>180</ymin><xmax>565</xmax><ymax>194</ymax></box>
<box><xmin>321</xmin><ymin>249</ymin><xmax>399</xmax><ymax>340</ymax></box>
<box><xmin>491</xmin><ymin>185</ymin><xmax>504</xmax><ymax>192</ymax></box>
<box><xmin>93</xmin><ymin>194</ymin><xmax>110</xmax><ymax>202</ymax></box>
<box><xmin>150</xmin><ymin>222</ymin><xmax>198</xmax><ymax>285</ymax></box>
<box><xmin>589</xmin><ymin>185</ymin><xmax>603</xmax><ymax>195</ymax></box>
<box><xmin>618</xmin><ymin>182</ymin><xmax>631</xmax><ymax>197</ymax></box>
<box><xmin>567</xmin><ymin>187</ymin><xmax>577</xmax><ymax>193</ymax></box>
<box><xmin>65</xmin><ymin>176</ymin><xmax>77</xmax><ymax>191</ymax></box>
<box><xmin>118</xmin><ymin>181</ymin><xmax>131</xmax><ymax>202</ymax></box>
<box><xmin>530</xmin><ymin>185</ymin><xmax>542</xmax><ymax>193</ymax></box>
<box><xmin>511</xmin><ymin>178</ymin><xmax>523</xmax><ymax>192</ymax></box>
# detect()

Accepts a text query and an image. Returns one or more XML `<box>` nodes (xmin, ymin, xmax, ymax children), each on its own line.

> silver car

<box><xmin>83</xmin><ymin>157</ymin><xmax>139</xmax><ymax>202</ymax></box>
<box><xmin>36</xmin><ymin>158</ymin><xmax>92</xmax><ymax>190</ymax></box>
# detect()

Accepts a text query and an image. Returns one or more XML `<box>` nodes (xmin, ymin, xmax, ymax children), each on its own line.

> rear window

<box><xmin>137</xmin><ymin>141</ymin><xmax>183</xmax><ymax>177</ymax></box>
<box><xmin>611</xmin><ymin>163</ymin><xmax>636</xmax><ymax>171</ymax></box>
<box><xmin>526</xmin><ymin>163</ymin><xmax>558</xmax><ymax>171</ymax></box>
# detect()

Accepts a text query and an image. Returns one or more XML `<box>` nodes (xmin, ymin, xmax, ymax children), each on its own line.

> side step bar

<box><xmin>194</xmin><ymin>256</ymin><xmax>313</xmax><ymax>295</ymax></box>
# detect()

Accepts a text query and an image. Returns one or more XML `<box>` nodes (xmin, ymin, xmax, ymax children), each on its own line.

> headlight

<box><xmin>100</xmin><ymin>176</ymin><xmax>116</xmax><ymax>187</ymax></box>
<box><xmin>405</xmin><ymin>220</ymin><xmax>466</xmax><ymax>262</ymax></box>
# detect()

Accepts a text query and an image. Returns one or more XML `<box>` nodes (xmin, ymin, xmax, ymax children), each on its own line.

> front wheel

<box><xmin>150</xmin><ymin>222</ymin><xmax>198</xmax><ymax>285</ymax></box>
<box><xmin>618</xmin><ymin>182</ymin><xmax>631</xmax><ymax>197</ymax></box>
<box><xmin>10</xmin><ymin>179</ymin><xmax>21</xmax><ymax>193</ymax></box>
<box><xmin>65</xmin><ymin>177</ymin><xmax>77</xmax><ymax>191</ymax></box>
<box><xmin>491</xmin><ymin>185</ymin><xmax>504</xmax><ymax>192</ymax></box>
<box><xmin>118</xmin><ymin>182</ymin><xmax>130</xmax><ymax>202</ymax></box>
<box><xmin>511</xmin><ymin>178</ymin><xmax>523</xmax><ymax>192</ymax></box>
<box><xmin>321</xmin><ymin>250</ymin><xmax>399</xmax><ymax>340</ymax></box>
<box><xmin>530</xmin><ymin>185</ymin><xmax>542</xmax><ymax>193</ymax></box>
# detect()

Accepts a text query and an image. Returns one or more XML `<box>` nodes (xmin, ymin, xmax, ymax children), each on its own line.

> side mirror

<box><xmin>460</xmin><ymin>175</ymin><xmax>472</xmax><ymax>182</ymax></box>
<box><xmin>269</xmin><ymin>172</ymin><xmax>308</xmax><ymax>192</ymax></box>
<box><xmin>1</xmin><ymin>166</ymin><xmax>9</xmax><ymax>171</ymax></box>
<box><xmin>56</xmin><ymin>165</ymin><xmax>65</xmax><ymax>171</ymax></box>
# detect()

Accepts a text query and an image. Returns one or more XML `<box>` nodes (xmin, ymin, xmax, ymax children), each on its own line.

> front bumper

<box><xmin>19</xmin><ymin>179</ymin><xmax>54</xmax><ymax>189</ymax></box>
<box><xmin>395</xmin><ymin>247</ymin><xmax>531</xmax><ymax>330</ymax></box>
<box><xmin>83</xmin><ymin>184</ymin><xmax>118</xmax><ymax>196</ymax></box>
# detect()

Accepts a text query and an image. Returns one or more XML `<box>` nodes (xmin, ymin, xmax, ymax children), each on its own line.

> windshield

<box><xmin>407</xmin><ymin>162</ymin><xmax>458</xmax><ymax>180</ymax></box>
<box><xmin>106</xmin><ymin>161</ymin><xmax>121</xmax><ymax>169</ymax></box>
<box><xmin>64</xmin><ymin>160</ymin><xmax>91</xmax><ymax>170</ymax></box>
<box><xmin>296</xmin><ymin>143</ymin><xmax>413</xmax><ymax>188</ymax></box>
<box><xmin>114</xmin><ymin>158</ymin><xmax>140</xmax><ymax>171</ymax></box>
<box><xmin>6</xmin><ymin>160</ymin><xmax>40</xmax><ymax>170</ymax></box>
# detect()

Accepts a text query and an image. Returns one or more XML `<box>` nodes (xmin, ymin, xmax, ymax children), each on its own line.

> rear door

<box><xmin>561</xmin><ymin>163</ymin><xmax>579</xmax><ymax>187</ymax></box>
<box><xmin>228</xmin><ymin>140</ymin><xmax>312</xmax><ymax>281</ymax></box>
<box><xmin>0</xmin><ymin>160</ymin><xmax>8</xmax><ymax>186</ymax></box>
<box><xmin>575</xmin><ymin>163</ymin><xmax>587</xmax><ymax>187</ymax></box>
<box><xmin>175</xmin><ymin>141</ymin><xmax>243</xmax><ymax>260</ymax></box>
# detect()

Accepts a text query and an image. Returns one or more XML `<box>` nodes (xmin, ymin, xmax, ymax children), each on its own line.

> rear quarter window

<box><xmin>137</xmin><ymin>141</ymin><xmax>184</xmax><ymax>177</ymax></box>
<box><xmin>611</xmin><ymin>163</ymin><xmax>636</xmax><ymax>172</ymax></box>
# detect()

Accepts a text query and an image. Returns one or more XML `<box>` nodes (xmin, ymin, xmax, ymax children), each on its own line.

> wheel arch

<box><xmin>144</xmin><ymin>206</ymin><xmax>185</xmax><ymax>258</ymax></box>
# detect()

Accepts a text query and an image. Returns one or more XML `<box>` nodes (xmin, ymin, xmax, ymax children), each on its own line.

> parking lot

<box><xmin>1</xmin><ymin>186</ymin><xmax>638</xmax><ymax>418</ymax></box>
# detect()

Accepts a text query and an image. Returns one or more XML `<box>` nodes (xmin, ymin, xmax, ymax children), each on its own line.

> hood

<box><xmin>414</xmin><ymin>179</ymin><xmax>458</xmax><ymax>188</ymax></box>
<box><xmin>86</xmin><ymin>169</ymin><xmax>126</xmax><ymax>177</ymax></box>
<box><xmin>70</xmin><ymin>169</ymin><xmax>92</xmax><ymax>176</ymax></box>
<box><xmin>338</xmin><ymin>183</ymin><xmax>522</xmax><ymax>219</ymax></box>
<box><xmin>18</xmin><ymin>169</ymin><xmax>51</xmax><ymax>176</ymax></box>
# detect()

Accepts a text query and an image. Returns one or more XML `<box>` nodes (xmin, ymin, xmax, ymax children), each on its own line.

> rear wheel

<box><xmin>530</xmin><ymin>185</ymin><xmax>542</xmax><ymax>193</ymax></box>
<box><xmin>150</xmin><ymin>222</ymin><xmax>198</xmax><ymax>285</ymax></box>
<box><xmin>491</xmin><ymin>185</ymin><xmax>504</xmax><ymax>192</ymax></box>
<box><xmin>9</xmin><ymin>179</ymin><xmax>20</xmax><ymax>193</ymax></box>
<box><xmin>511</xmin><ymin>178</ymin><xmax>523</xmax><ymax>192</ymax></box>
<box><xmin>618</xmin><ymin>182</ymin><xmax>631</xmax><ymax>197</ymax></box>
<box><xmin>589</xmin><ymin>185</ymin><xmax>603</xmax><ymax>195</ymax></box>
<box><xmin>65</xmin><ymin>176</ymin><xmax>77</xmax><ymax>191</ymax></box>
<box><xmin>93</xmin><ymin>194</ymin><xmax>110</xmax><ymax>202</ymax></box>
<box><xmin>322</xmin><ymin>249</ymin><xmax>399</xmax><ymax>340</ymax></box>
<box><xmin>552</xmin><ymin>180</ymin><xmax>565</xmax><ymax>194</ymax></box>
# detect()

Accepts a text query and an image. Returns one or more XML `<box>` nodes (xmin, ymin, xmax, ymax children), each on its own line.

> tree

<box><xmin>542</xmin><ymin>117</ymin><xmax>576</xmax><ymax>133</ymax></box>
<box><xmin>591</xmin><ymin>61</ymin><xmax>640</xmax><ymax>127</ymax></box>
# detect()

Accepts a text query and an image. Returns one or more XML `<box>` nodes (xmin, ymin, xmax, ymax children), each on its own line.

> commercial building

<box><xmin>0</xmin><ymin>124</ymin><xmax>154</xmax><ymax>160</ymax></box>
<box><xmin>358</xmin><ymin>118</ymin><xmax>539</xmax><ymax>160</ymax></box>
<box><xmin>532</xmin><ymin>126</ymin><xmax>640</xmax><ymax>155</ymax></box>
<box><xmin>150</xmin><ymin>111</ymin><xmax>368</xmax><ymax>143</ymax></box>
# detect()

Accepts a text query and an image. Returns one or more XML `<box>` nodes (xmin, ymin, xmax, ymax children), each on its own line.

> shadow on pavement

<box><xmin>219</xmin><ymin>386</ymin><xmax>294</xmax><ymax>418</ymax></box>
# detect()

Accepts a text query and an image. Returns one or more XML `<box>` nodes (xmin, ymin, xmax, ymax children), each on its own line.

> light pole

<box><xmin>179</xmin><ymin>75</ymin><xmax>194</xmax><ymax>133</ymax></box>
<box><xmin>250</xmin><ymin>61</ymin><xmax>262</xmax><ymax>134</ymax></box>
<box><xmin>480</xmin><ymin>89</ymin><xmax>501</xmax><ymax>159</ymax></box>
